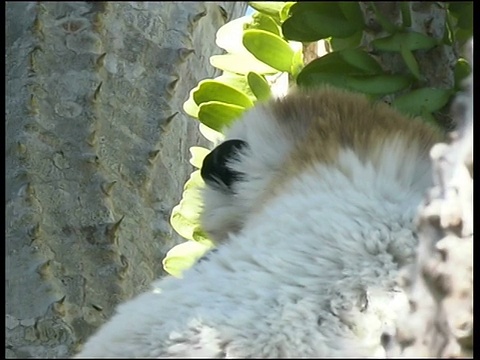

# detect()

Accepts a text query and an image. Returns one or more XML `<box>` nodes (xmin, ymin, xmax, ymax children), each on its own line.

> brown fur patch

<box><xmin>260</xmin><ymin>87</ymin><xmax>444</xmax><ymax>201</ymax></box>
<box><xmin>272</xmin><ymin>87</ymin><xmax>442</xmax><ymax>165</ymax></box>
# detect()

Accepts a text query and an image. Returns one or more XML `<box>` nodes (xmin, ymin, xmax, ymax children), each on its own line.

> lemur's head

<box><xmin>200</xmin><ymin>87</ymin><xmax>442</xmax><ymax>243</ymax></box>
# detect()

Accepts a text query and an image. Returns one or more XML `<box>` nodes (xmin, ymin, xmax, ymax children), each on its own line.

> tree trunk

<box><xmin>5</xmin><ymin>2</ymin><xmax>247</xmax><ymax>358</ymax></box>
<box><xmin>359</xmin><ymin>3</ymin><xmax>473</xmax><ymax>357</ymax></box>
<box><xmin>395</xmin><ymin>39</ymin><xmax>473</xmax><ymax>358</ymax></box>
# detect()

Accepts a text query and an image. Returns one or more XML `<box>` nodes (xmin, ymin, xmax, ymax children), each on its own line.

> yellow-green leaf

<box><xmin>247</xmin><ymin>72</ymin><xmax>272</xmax><ymax>101</ymax></box>
<box><xmin>247</xmin><ymin>12</ymin><xmax>281</xmax><ymax>35</ymax></box>
<box><xmin>162</xmin><ymin>241</ymin><xmax>212</xmax><ymax>278</ymax></box>
<box><xmin>199</xmin><ymin>123</ymin><xmax>225</xmax><ymax>143</ymax></box>
<box><xmin>249</xmin><ymin>2</ymin><xmax>285</xmax><ymax>17</ymax></box>
<box><xmin>189</xmin><ymin>146</ymin><xmax>211</xmax><ymax>169</ymax></box>
<box><xmin>192</xmin><ymin>227</ymin><xmax>215</xmax><ymax>247</ymax></box>
<box><xmin>183</xmin><ymin>92</ymin><xmax>199</xmax><ymax>118</ymax></box>
<box><xmin>279</xmin><ymin>2</ymin><xmax>295</xmax><ymax>22</ymax></box>
<box><xmin>210</xmin><ymin>53</ymin><xmax>278</xmax><ymax>75</ymax></box>
<box><xmin>215</xmin><ymin>15</ymin><xmax>252</xmax><ymax>54</ymax></box>
<box><xmin>193</xmin><ymin>80</ymin><xmax>254</xmax><ymax>108</ymax></box>
<box><xmin>170</xmin><ymin>171</ymin><xmax>204</xmax><ymax>240</ymax></box>
<box><xmin>198</xmin><ymin>102</ymin><xmax>246</xmax><ymax>132</ymax></box>
<box><xmin>290</xmin><ymin>48</ymin><xmax>304</xmax><ymax>78</ymax></box>
<box><xmin>183</xmin><ymin>170</ymin><xmax>204</xmax><ymax>190</ymax></box>
<box><xmin>243</xmin><ymin>29</ymin><xmax>294</xmax><ymax>72</ymax></box>
<box><xmin>454</xmin><ymin>58</ymin><xmax>471</xmax><ymax>88</ymax></box>
<box><xmin>214</xmin><ymin>73</ymin><xmax>256</xmax><ymax>100</ymax></box>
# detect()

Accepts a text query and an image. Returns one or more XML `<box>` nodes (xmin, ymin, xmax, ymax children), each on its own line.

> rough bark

<box><xmin>5</xmin><ymin>2</ymin><xmax>247</xmax><ymax>358</ymax></box>
<box><xmin>395</xmin><ymin>39</ymin><xmax>473</xmax><ymax>358</ymax></box>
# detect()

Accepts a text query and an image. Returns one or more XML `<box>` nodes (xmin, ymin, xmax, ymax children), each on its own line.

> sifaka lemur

<box><xmin>75</xmin><ymin>86</ymin><xmax>442</xmax><ymax>358</ymax></box>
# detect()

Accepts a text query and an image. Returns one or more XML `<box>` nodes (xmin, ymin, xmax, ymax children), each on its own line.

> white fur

<box><xmin>75</xmin><ymin>94</ymin><xmax>434</xmax><ymax>358</ymax></box>
<box><xmin>200</xmin><ymin>106</ymin><xmax>293</xmax><ymax>241</ymax></box>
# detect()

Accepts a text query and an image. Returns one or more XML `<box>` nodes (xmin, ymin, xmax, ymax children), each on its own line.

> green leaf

<box><xmin>210</xmin><ymin>53</ymin><xmax>278</xmax><ymax>75</ymax></box>
<box><xmin>339</xmin><ymin>48</ymin><xmax>383</xmax><ymax>74</ymax></box>
<box><xmin>400</xmin><ymin>46</ymin><xmax>422</xmax><ymax>80</ymax></box>
<box><xmin>279</xmin><ymin>2</ymin><xmax>296</xmax><ymax>22</ymax></box>
<box><xmin>297</xmin><ymin>71</ymin><xmax>351</xmax><ymax>90</ymax></box>
<box><xmin>183</xmin><ymin>170</ymin><xmax>204</xmax><ymax>190</ymax></box>
<box><xmin>297</xmin><ymin>52</ymin><xmax>360</xmax><ymax>77</ymax></box>
<box><xmin>198</xmin><ymin>102</ymin><xmax>246</xmax><ymax>132</ymax></box>
<box><xmin>455</xmin><ymin>28</ymin><xmax>473</xmax><ymax>45</ymax></box>
<box><xmin>213</xmin><ymin>73</ymin><xmax>256</xmax><ymax>100</ymax></box>
<box><xmin>170</xmin><ymin>172</ymin><xmax>204</xmax><ymax>241</ymax></box>
<box><xmin>448</xmin><ymin>2</ymin><xmax>473</xmax><ymax>30</ymax></box>
<box><xmin>215</xmin><ymin>15</ymin><xmax>252</xmax><ymax>54</ymax></box>
<box><xmin>420</xmin><ymin>110</ymin><xmax>438</xmax><ymax>126</ymax></box>
<box><xmin>392</xmin><ymin>88</ymin><xmax>453</xmax><ymax>116</ymax></box>
<box><xmin>170</xmin><ymin>205</ymin><xmax>197</xmax><ymax>241</ymax></box>
<box><xmin>199</xmin><ymin>123</ymin><xmax>225</xmax><ymax>143</ymax></box>
<box><xmin>338</xmin><ymin>2</ymin><xmax>365</xmax><ymax>30</ymax></box>
<box><xmin>162</xmin><ymin>241</ymin><xmax>212</xmax><ymax>278</ymax></box>
<box><xmin>454</xmin><ymin>58</ymin><xmax>471</xmax><ymax>89</ymax></box>
<box><xmin>193</xmin><ymin>80</ymin><xmax>254</xmax><ymax>108</ymax></box>
<box><xmin>372</xmin><ymin>31</ymin><xmax>438</xmax><ymax>52</ymax></box>
<box><xmin>247</xmin><ymin>72</ymin><xmax>272</xmax><ymax>101</ymax></box>
<box><xmin>282</xmin><ymin>2</ymin><xmax>360</xmax><ymax>42</ymax></box>
<box><xmin>345</xmin><ymin>74</ymin><xmax>412</xmax><ymax>95</ymax></box>
<box><xmin>290</xmin><ymin>48</ymin><xmax>304</xmax><ymax>78</ymax></box>
<box><xmin>246</xmin><ymin>12</ymin><xmax>281</xmax><ymax>35</ymax></box>
<box><xmin>330</xmin><ymin>31</ymin><xmax>363</xmax><ymax>51</ymax></box>
<box><xmin>184</xmin><ymin>78</ymin><xmax>254</xmax><ymax>119</ymax></box>
<box><xmin>297</xmin><ymin>50</ymin><xmax>382</xmax><ymax>81</ymax></box>
<box><xmin>448</xmin><ymin>2</ymin><xmax>472</xmax><ymax>14</ymax></box>
<box><xmin>297</xmin><ymin>50</ymin><xmax>404</xmax><ymax>94</ymax></box>
<box><xmin>249</xmin><ymin>2</ymin><xmax>285</xmax><ymax>17</ymax></box>
<box><xmin>298</xmin><ymin>71</ymin><xmax>411</xmax><ymax>96</ymax></box>
<box><xmin>400</xmin><ymin>2</ymin><xmax>412</xmax><ymax>28</ymax></box>
<box><xmin>189</xmin><ymin>146</ymin><xmax>211</xmax><ymax>169</ymax></box>
<box><xmin>282</xmin><ymin>17</ymin><xmax>318</xmax><ymax>42</ymax></box>
<box><xmin>243</xmin><ymin>29</ymin><xmax>294</xmax><ymax>72</ymax></box>
<box><xmin>183</xmin><ymin>91</ymin><xmax>199</xmax><ymax>118</ymax></box>
<box><xmin>192</xmin><ymin>227</ymin><xmax>214</xmax><ymax>247</ymax></box>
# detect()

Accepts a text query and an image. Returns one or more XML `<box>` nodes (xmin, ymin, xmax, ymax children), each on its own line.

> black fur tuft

<box><xmin>201</xmin><ymin>139</ymin><xmax>248</xmax><ymax>191</ymax></box>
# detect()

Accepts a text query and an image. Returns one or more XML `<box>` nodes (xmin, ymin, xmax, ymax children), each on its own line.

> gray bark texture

<box><xmin>5</xmin><ymin>2</ymin><xmax>247</xmax><ymax>358</ymax></box>
<box><xmin>395</xmin><ymin>39</ymin><xmax>473</xmax><ymax>358</ymax></box>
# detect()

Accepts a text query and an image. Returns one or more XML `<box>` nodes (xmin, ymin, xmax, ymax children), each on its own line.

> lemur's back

<box><xmin>76</xmin><ymin>87</ymin><xmax>442</xmax><ymax>358</ymax></box>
